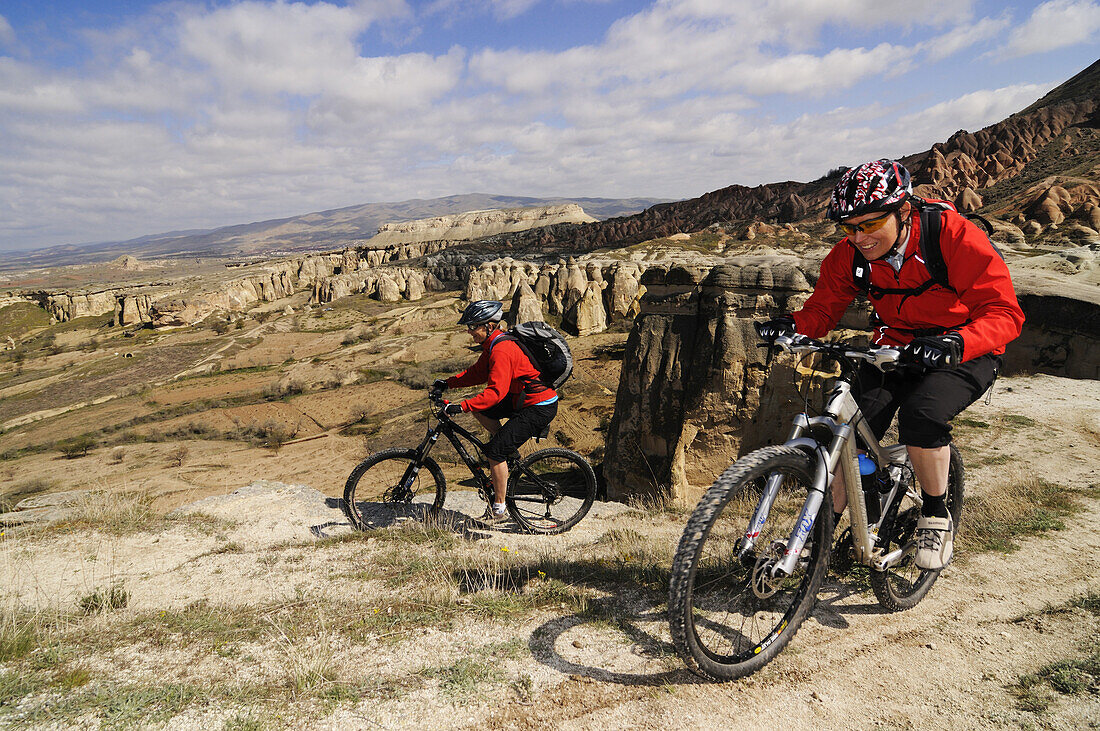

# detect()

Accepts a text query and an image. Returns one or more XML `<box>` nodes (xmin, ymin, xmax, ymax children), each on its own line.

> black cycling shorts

<box><xmin>854</xmin><ymin>353</ymin><xmax>1001</xmax><ymax>449</ymax></box>
<box><xmin>478</xmin><ymin>400</ymin><xmax>558</xmax><ymax>462</ymax></box>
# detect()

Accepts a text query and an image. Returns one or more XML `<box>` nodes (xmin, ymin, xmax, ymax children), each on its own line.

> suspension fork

<box><xmin>397</xmin><ymin>424</ymin><xmax>442</xmax><ymax>495</ymax></box>
<box><xmin>739</xmin><ymin>415</ymin><xmax>812</xmax><ymax>559</ymax></box>
<box><xmin>770</xmin><ymin>424</ymin><xmax>856</xmax><ymax>578</ymax></box>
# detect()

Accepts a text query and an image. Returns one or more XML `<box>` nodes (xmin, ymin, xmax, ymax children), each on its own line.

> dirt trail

<box><xmin>0</xmin><ymin>373</ymin><xmax>1097</xmax><ymax>729</ymax></box>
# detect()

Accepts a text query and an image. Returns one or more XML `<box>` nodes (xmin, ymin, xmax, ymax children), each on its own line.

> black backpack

<box><xmin>489</xmin><ymin>322</ymin><xmax>574</xmax><ymax>391</ymax></box>
<box><xmin>850</xmin><ymin>197</ymin><xmax>1005</xmax><ymax>301</ymax></box>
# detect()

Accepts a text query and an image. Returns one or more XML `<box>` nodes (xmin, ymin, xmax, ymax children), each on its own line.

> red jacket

<box><xmin>792</xmin><ymin>205</ymin><xmax>1024</xmax><ymax>362</ymax></box>
<box><xmin>446</xmin><ymin>329</ymin><xmax>558</xmax><ymax>412</ymax></box>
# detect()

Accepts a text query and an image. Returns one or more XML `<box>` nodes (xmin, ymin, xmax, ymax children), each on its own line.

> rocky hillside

<box><xmin>492</xmin><ymin>60</ymin><xmax>1100</xmax><ymax>257</ymax></box>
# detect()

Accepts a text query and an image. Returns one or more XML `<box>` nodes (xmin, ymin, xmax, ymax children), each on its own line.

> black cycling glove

<box><xmin>432</xmin><ymin>379</ymin><xmax>449</xmax><ymax>391</ymax></box>
<box><xmin>903</xmin><ymin>332</ymin><xmax>964</xmax><ymax>369</ymax></box>
<box><xmin>444</xmin><ymin>403</ymin><xmax>464</xmax><ymax>416</ymax></box>
<box><xmin>755</xmin><ymin>315</ymin><xmax>796</xmax><ymax>341</ymax></box>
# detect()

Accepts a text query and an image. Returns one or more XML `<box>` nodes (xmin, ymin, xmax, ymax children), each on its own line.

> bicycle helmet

<box><xmin>457</xmin><ymin>300</ymin><xmax>503</xmax><ymax>326</ymax></box>
<box><xmin>827</xmin><ymin>159</ymin><xmax>912</xmax><ymax>221</ymax></box>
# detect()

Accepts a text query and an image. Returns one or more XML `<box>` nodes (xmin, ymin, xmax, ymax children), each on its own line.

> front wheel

<box><xmin>343</xmin><ymin>448</ymin><xmax>446</xmax><ymax>530</ymax></box>
<box><xmin>668</xmin><ymin>445</ymin><xmax>832</xmax><ymax>682</ymax></box>
<box><xmin>869</xmin><ymin>444</ymin><xmax>964</xmax><ymax>611</ymax></box>
<box><xmin>505</xmin><ymin>448</ymin><xmax>596</xmax><ymax>534</ymax></box>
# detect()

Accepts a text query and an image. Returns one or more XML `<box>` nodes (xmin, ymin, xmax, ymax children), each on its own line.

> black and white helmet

<box><xmin>827</xmin><ymin>159</ymin><xmax>912</xmax><ymax>221</ymax></box>
<box><xmin>458</xmin><ymin>300</ymin><xmax>503</xmax><ymax>326</ymax></box>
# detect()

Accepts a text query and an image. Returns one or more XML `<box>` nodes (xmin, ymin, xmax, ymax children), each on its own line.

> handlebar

<box><xmin>428</xmin><ymin>387</ymin><xmax>452</xmax><ymax>418</ymax></box>
<box><xmin>765</xmin><ymin>334</ymin><xmax>905</xmax><ymax>372</ymax></box>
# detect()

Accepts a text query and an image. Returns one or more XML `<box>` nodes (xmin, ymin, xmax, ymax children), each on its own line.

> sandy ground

<box><xmin>0</xmin><ymin>372</ymin><xmax>1097</xmax><ymax>729</ymax></box>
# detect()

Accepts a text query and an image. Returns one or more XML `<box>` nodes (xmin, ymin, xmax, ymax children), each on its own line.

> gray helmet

<box><xmin>458</xmin><ymin>300</ymin><xmax>503</xmax><ymax>326</ymax></box>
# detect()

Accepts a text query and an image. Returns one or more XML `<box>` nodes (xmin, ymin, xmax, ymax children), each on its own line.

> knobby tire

<box><xmin>342</xmin><ymin>448</ymin><xmax>446</xmax><ymax>531</ymax></box>
<box><xmin>869</xmin><ymin>444</ymin><xmax>965</xmax><ymax>611</ymax></box>
<box><xmin>505</xmin><ymin>448</ymin><xmax>596</xmax><ymax>534</ymax></box>
<box><xmin>668</xmin><ymin>445</ymin><xmax>832</xmax><ymax>681</ymax></box>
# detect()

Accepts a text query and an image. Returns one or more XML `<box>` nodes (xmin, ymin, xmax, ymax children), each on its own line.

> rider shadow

<box><xmin>446</xmin><ymin>560</ymin><xmax>692</xmax><ymax>685</ymax></box>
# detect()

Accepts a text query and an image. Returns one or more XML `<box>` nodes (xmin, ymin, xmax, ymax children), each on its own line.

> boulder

<box><xmin>955</xmin><ymin>187</ymin><xmax>983</xmax><ymax>212</ymax></box>
<box><xmin>377</xmin><ymin>276</ymin><xmax>402</xmax><ymax>303</ymax></box>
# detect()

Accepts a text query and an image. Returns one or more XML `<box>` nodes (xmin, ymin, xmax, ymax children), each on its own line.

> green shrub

<box><xmin>79</xmin><ymin>584</ymin><xmax>129</xmax><ymax>615</ymax></box>
<box><xmin>58</xmin><ymin>435</ymin><xmax>97</xmax><ymax>458</ymax></box>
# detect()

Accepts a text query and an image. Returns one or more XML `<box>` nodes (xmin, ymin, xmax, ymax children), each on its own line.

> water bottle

<box><xmin>858</xmin><ymin>454</ymin><xmax>882</xmax><ymax>523</ymax></box>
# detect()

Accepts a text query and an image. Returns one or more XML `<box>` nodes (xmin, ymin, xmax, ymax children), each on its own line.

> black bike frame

<box><xmin>412</xmin><ymin>406</ymin><xmax>493</xmax><ymax>498</ymax></box>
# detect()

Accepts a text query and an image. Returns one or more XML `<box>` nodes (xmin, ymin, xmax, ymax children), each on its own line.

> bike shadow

<box><xmin>337</xmin><ymin>497</ymin><xmax>502</xmax><ymax>540</ymax></box>
<box><xmin>526</xmin><ymin>605</ymin><xmax>700</xmax><ymax>687</ymax></box>
<box><xmin>452</xmin><ymin>559</ymin><xmax>699</xmax><ymax>686</ymax></box>
<box><xmin>811</xmin><ymin>576</ymin><xmax>896</xmax><ymax>629</ymax></box>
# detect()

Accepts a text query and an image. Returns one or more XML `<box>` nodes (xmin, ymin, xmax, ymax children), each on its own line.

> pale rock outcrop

<box><xmin>377</xmin><ymin>276</ymin><xmax>403</xmax><ymax>303</ymax></box>
<box><xmin>367</xmin><ymin>204</ymin><xmax>596</xmax><ymax>247</ymax></box>
<box><xmin>509</xmin><ymin>282</ymin><xmax>544</xmax><ymax>325</ymax></box>
<box><xmin>564</xmin><ymin>281</ymin><xmax>608</xmax><ymax>336</ymax></box>
<box><xmin>560</xmin><ymin>263</ymin><xmax>590</xmax><ymax>315</ymax></box>
<box><xmin>603</xmin><ymin>259</ymin><xmax>819</xmax><ymax>502</ymax></box>
<box><xmin>405</xmin><ymin>271</ymin><xmax>425</xmax><ymax>301</ymax></box>
<box><xmin>118</xmin><ymin>294</ymin><xmax>154</xmax><ymax>325</ymax></box>
<box><xmin>955</xmin><ymin>187</ymin><xmax>983</xmax><ymax>212</ymax></box>
<box><xmin>40</xmin><ymin>291</ymin><xmax>118</xmax><ymax>322</ymax></box>
<box><xmin>607</xmin><ymin>263</ymin><xmax>643</xmax><ymax>318</ymax></box>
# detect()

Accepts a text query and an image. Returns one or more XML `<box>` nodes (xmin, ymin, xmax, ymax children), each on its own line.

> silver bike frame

<box><xmin>747</xmin><ymin>336</ymin><xmax>918</xmax><ymax>577</ymax></box>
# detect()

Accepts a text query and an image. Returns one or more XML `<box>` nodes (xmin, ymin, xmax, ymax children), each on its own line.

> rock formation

<box><xmin>366</xmin><ymin>205</ymin><xmax>597</xmax><ymax>247</ymax></box>
<box><xmin>600</xmin><ymin>247</ymin><xmax>1100</xmax><ymax>502</ymax></box>
<box><xmin>602</xmin><ymin>260</ymin><xmax>822</xmax><ymax>502</ymax></box>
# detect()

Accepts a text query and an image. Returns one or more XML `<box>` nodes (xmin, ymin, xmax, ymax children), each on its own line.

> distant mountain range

<box><xmin>0</xmin><ymin>194</ymin><xmax>670</xmax><ymax>270</ymax></box>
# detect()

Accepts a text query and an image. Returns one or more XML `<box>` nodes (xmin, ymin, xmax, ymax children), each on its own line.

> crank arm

<box><xmin>872</xmin><ymin>540</ymin><xmax>916</xmax><ymax>571</ymax></box>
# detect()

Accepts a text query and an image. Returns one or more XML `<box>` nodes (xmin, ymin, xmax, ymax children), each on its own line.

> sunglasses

<box><xmin>466</xmin><ymin>324</ymin><xmax>485</xmax><ymax>332</ymax></box>
<box><xmin>837</xmin><ymin>211</ymin><xmax>894</xmax><ymax>236</ymax></box>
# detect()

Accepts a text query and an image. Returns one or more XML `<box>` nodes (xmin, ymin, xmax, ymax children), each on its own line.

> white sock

<box><xmin>493</xmin><ymin>502</ymin><xmax>506</xmax><ymax>515</ymax></box>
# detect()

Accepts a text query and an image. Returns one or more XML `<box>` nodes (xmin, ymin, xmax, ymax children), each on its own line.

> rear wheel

<box><xmin>668</xmin><ymin>446</ymin><xmax>831</xmax><ymax>681</ymax></box>
<box><xmin>870</xmin><ymin>444</ymin><xmax>964</xmax><ymax>611</ymax></box>
<box><xmin>505</xmin><ymin>448</ymin><xmax>595</xmax><ymax>534</ymax></box>
<box><xmin>342</xmin><ymin>448</ymin><xmax>446</xmax><ymax>530</ymax></box>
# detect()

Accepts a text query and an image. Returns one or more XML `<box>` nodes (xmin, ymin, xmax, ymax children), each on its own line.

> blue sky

<box><xmin>0</xmin><ymin>1</ymin><xmax>1098</xmax><ymax>253</ymax></box>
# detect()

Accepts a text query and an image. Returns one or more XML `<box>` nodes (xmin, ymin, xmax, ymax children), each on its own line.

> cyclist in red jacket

<box><xmin>757</xmin><ymin>159</ymin><xmax>1024</xmax><ymax>570</ymax></box>
<box><xmin>433</xmin><ymin>300</ymin><xmax>559</xmax><ymax>523</ymax></box>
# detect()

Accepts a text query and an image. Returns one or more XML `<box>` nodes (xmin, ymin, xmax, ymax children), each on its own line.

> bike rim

<box><xmin>508</xmin><ymin>453</ymin><xmax>590</xmax><ymax>531</ymax></box>
<box><xmin>687</xmin><ymin>468</ymin><xmax>823</xmax><ymax>665</ymax></box>
<box><xmin>348</xmin><ymin>456</ymin><xmax>441</xmax><ymax>529</ymax></box>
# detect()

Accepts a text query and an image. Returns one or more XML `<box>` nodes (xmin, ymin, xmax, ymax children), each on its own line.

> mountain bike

<box><xmin>667</xmin><ymin>334</ymin><xmax>964</xmax><ymax>681</ymax></box>
<box><xmin>342</xmin><ymin>390</ymin><xmax>597</xmax><ymax>534</ymax></box>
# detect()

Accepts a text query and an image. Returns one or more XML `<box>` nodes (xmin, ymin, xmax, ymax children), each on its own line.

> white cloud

<box><xmin>0</xmin><ymin>14</ymin><xmax>15</xmax><ymax>49</ymax></box>
<box><xmin>921</xmin><ymin>15</ymin><xmax>1009</xmax><ymax>61</ymax></box>
<box><xmin>0</xmin><ymin>59</ymin><xmax>84</xmax><ymax>114</ymax></box>
<box><xmin>488</xmin><ymin>0</ymin><xmax>541</xmax><ymax>20</ymax></box>
<box><xmin>1002</xmin><ymin>0</ymin><xmax>1100</xmax><ymax>57</ymax></box>
<box><xmin>725</xmin><ymin>44</ymin><xmax>916</xmax><ymax>96</ymax></box>
<box><xmin>178</xmin><ymin>1</ymin><xmax>382</xmax><ymax>95</ymax></box>
<box><xmin>894</xmin><ymin>83</ymin><xmax>1053</xmax><ymax>139</ymax></box>
<box><xmin>0</xmin><ymin>0</ymin><xmax>1087</xmax><ymax>251</ymax></box>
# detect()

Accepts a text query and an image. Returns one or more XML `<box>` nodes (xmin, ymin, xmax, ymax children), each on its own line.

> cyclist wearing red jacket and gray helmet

<box><xmin>756</xmin><ymin>159</ymin><xmax>1024</xmax><ymax>570</ymax></box>
<box><xmin>433</xmin><ymin>300</ymin><xmax>558</xmax><ymax>524</ymax></box>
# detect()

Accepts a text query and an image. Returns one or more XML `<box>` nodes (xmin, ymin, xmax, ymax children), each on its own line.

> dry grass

<box><xmin>959</xmin><ymin>472</ymin><xmax>1088</xmax><ymax>554</ymax></box>
<box><xmin>58</xmin><ymin>490</ymin><xmax>161</xmax><ymax>534</ymax></box>
<box><xmin>267</xmin><ymin>615</ymin><xmax>338</xmax><ymax>695</ymax></box>
<box><xmin>0</xmin><ymin>604</ymin><xmax>40</xmax><ymax>662</ymax></box>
